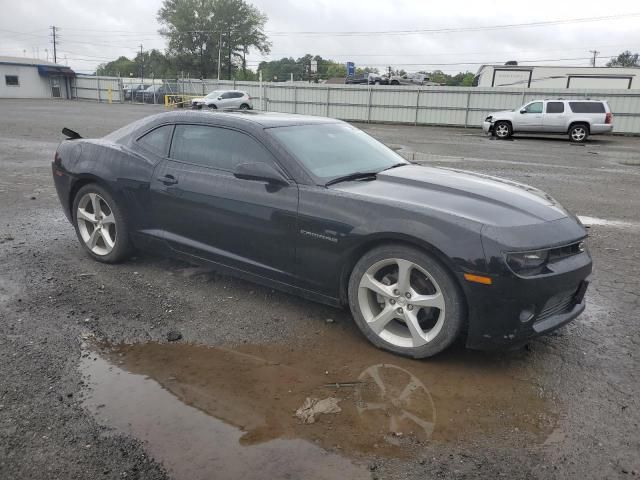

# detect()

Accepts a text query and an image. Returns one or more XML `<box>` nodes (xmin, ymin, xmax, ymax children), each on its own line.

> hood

<box><xmin>488</xmin><ymin>110</ymin><xmax>513</xmax><ymax>116</ymax></box>
<box><xmin>330</xmin><ymin>165</ymin><xmax>568</xmax><ymax>227</ymax></box>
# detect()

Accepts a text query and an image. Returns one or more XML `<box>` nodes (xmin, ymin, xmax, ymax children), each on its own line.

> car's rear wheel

<box><xmin>348</xmin><ymin>245</ymin><xmax>465</xmax><ymax>358</ymax></box>
<box><xmin>569</xmin><ymin>124</ymin><xmax>589</xmax><ymax>143</ymax></box>
<box><xmin>390</xmin><ymin>80</ymin><xmax>399</xmax><ymax>85</ymax></box>
<box><xmin>72</xmin><ymin>184</ymin><xmax>132</xmax><ymax>264</ymax></box>
<box><xmin>239</xmin><ymin>103</ymin><xmax>250</xmax><ymax>110</ymax></box>
<box><xmin>494</xmin><ymin>121</ymin><xmax>512</xmax><ymax>139</ymax></box>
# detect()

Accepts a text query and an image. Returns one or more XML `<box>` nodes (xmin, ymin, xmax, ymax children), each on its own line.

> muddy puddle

<box><xmin>80</xmin><ymin>328</ymin><xmax>557</xmax><ymax>479</ymax></box>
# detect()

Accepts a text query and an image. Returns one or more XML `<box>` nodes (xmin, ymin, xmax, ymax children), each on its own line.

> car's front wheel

<box><xmin>348</xmin><ymin>245</ymin><xmax>465</xmax><ymax>358</ymax></box>
<box><xmin>72</xmin><ymin>184</ymin><xmax>132</xmax><ymax>263</ymax></box>
<box><xmin>494</xmin><ymin>121</ymin><xmax>512</xmax><ymax>139</ymax></box>
<box><xmin>208</xmin><ymin>103</ymin><xmax>217</xmax><ymax>109</ymax></box>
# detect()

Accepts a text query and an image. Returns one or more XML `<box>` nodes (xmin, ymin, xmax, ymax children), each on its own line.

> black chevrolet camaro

<box><xmin>52</xmin><ymin>111</ymin><xmax>592</xmax><ymax>358</ymax></box>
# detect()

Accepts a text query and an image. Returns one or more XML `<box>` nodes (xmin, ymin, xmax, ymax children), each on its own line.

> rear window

<box><xmin>569</xmin><ymin>102</ymin><xmax>606</xmax><ymax>113</ymax></box>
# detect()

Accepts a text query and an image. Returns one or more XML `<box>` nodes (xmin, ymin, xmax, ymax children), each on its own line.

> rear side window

<box><xmin>170</xmin><ymin>125</ymin><xmax>276</xmax><ymax>172</ymax></box>
<box><xmin>546</xmin><ymin>102</ymin><xmax>564</xmax><ymax>114</ymax></box>
<box><xmin>137</xmin><ymin>125</ymin><xmax>173</xmax><ymax>156</ymax></box>
<box><xmin>569</xmin><ymin>102</ymin><xmax>606</xmax><ymax>113</ymax></box>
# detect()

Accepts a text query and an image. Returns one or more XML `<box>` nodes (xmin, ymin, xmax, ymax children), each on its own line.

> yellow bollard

<box><xmin>107</xmin><ymin>87</ymin><xmax>112</xmax><ymax>104</ymax></box>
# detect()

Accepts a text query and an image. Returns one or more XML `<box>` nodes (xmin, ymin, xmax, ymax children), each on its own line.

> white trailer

<box><xmin>473</xmin><ymin>65</ymin><xmax>640</xmax><ymax>90</ymax></box>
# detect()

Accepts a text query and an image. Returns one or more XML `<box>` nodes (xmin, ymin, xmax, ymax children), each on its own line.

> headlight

<box><xmin>506</xmin><ymin>250</ymin><xmax>549</xmax><ymax>275</ymax></box>
<box><xmin>485</xmin><ymin>115</ymin><xmax>493</xmax><ymax>122</ymax></box>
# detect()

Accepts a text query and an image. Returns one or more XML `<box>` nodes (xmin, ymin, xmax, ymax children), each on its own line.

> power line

<box><xmin>265</xmin><ymin>12</ymin><xmax>640</xmax><ymax>36</ymax></box>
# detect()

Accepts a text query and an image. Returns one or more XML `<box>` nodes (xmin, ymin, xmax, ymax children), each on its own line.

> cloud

<box><xmin>1</xmin><ymin>0</ymin><xmax>638</xmax><ymax>74</ymax></box>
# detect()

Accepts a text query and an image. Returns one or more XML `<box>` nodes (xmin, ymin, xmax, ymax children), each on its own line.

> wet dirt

<box><xmin>81</xmin><ymin>328</ymin><xmax>557</xmax><ymax>480</ymax></box>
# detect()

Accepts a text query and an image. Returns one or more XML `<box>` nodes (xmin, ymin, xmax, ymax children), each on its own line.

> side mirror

<box><xmin>520</xmin><ymin>108</ymin><xmax>527</xmax><ymax>114</ymax></box>
<box><xmin>217</xmin><ymin>96</ymin><xmax>223</xmax><ymax>100</ymax></box>
<box><xmin>234</xmin><ymin>162</ymin><xmax>288</xmax><ymax>186</ymax></box>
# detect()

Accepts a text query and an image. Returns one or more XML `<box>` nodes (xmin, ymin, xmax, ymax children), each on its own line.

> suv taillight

<box><xmin>54</xmin><ymin>152</ymin><xmax>61</xmax><ymax>166</ymax></box>
<box><xmin>605</xmin><ymin>112</ymin><xmax>612</xmax><ymax>124</ymax></box>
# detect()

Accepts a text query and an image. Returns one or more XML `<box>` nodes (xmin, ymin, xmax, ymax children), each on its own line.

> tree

<box><xmin>607</xmin><ymin>50</ymin><xmax>640</xmax><ymax>67</ymax></box>
<box><xmin>96</xmin><ymin>56</ymin><xmax>136</xmax><ymax>77</ymax></box>
<box><xmin>157</xmin><ymin>0</ymin><xmax>270</xmax><ymax>79</ymax></box>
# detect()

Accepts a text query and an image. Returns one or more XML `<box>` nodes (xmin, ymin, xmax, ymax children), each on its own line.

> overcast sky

<box><xmin>1</xmin><ymin>0</ymin><xmax>639</xmax><ymax>75</ymax></box>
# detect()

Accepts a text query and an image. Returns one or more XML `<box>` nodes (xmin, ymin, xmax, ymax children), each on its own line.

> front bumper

<box><xmin>462</xmin><ymin>251</ymin><xmax>592</xmax><ymax>350</ymax></box>
<box><xmin>482</xmin><ymin>121</ymin><xmax>493</xmax><ymax>134</ymax></box>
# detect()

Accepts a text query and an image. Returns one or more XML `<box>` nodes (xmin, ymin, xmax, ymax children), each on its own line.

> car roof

<box><xmin>150</xmin><ymin>110</ymin><xmax>343</xmax><ymax>129</ymax></box>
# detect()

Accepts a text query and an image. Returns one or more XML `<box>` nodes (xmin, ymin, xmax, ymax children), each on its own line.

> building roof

<box><xmin>475</xmin><ymin>64</ymin><xmax>640</xmax><ymax>75</ymax></box>
<box><xmin>0</xmin><ymin>56</ymin><xmax>75</xmax><ymax>76</ymax></box>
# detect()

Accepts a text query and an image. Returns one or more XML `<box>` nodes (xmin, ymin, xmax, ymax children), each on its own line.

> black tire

<box><xmin>208</xmin><ymin>104</ymin><xmax>217</xmax><ymax>109</ymax></box>
<box><xmin>239</xmin><ymin>103</ymin><xmax>250</xmax><ymax>110</ymax></box>
<box><xmin>493</xmin><ymin>121</ymin><xmax>512</xmax><ymax>139</ymax></box>
<box><xmin>348</xmin><ymin>244</ymin><xmax>465</xmax><ymax>358</ymax></box>
<box><xmin>390</xmin><ymin>80</ymin><xmax>399</xmax><ymax>85</ymax></box>
<box><xmin>72</xmin><ymin>183</ymin><xmax>132</xmax><ymax>264</ymax></box>
<box><xmin>568</xmin><ymin>123</ymin><xmax>589</xmax><ymax>143</ymax></box>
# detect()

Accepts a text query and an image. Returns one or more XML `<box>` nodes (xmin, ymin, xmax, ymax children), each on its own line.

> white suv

<box><xmin>191</xmin><ymin>90</ymin><xmax>253</xmax><ymax>110</ymax></box>
<box><xmin>483</xmin><ymin>99</ymin><xmax>613</xmax><ymax>142</ymax></box>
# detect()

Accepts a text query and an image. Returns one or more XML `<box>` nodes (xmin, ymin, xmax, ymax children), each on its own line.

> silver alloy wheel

<box><xmin>357</xmin><ymin>258</ymin><xmax>446</xmax><ymax>348</ymax></box>
<box><xmin>76</xmin><ymin>192</ymin><xmax>117</xmax><ymax>256</ymax></box>
<box><xmin>495</xmin><ymin>123</ymin><xmax>510</xmax><ymax>137</ymax></box>
<box><xmin>571</xmin><ymin>126</ymin><xmax>586</xmax><ymax>141</ymax></box>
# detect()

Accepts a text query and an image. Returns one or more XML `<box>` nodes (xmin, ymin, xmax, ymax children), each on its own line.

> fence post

<box><xmin>326</xmin><ymin>87</ymin><xmax>330</xmax><ymax>117</ymax></box>
<box><xmin>293</xmin><ymin>85</ymin><xmax>297</xmax><ymax>114</ymax></box>
<box><xmin>367</xmin><ymin>87</ymin><xmax>372</xmax><ymax>123</ymax></box>
<box><xmin>119</xmin><ymin>78</ymin><xmax>124</xmax><ymax>104</ymax></box>
<box><xmin>414</xmin><ymin>89</ymin><xmax>420</xmax><ymax>126</ymax></box>
<box><xmin>97</xmin><ymin>77</ymin><xmax>101</xmax><ymax>103</ymax></box>
<box><xmin>464</xmin><ymin>90</ymin><xmax>471</xmax><ymax>128</ymax></box>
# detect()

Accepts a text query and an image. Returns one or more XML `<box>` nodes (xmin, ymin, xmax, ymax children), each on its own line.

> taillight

<box><xmin>605</xmin><ymin>112</ymin><xmax>612</xmax><ymax>124</ymax></box>
<box><xmin>54</xmin><ymin>152</ymin><xmax>61</xmax><ymax>166</ymax></box>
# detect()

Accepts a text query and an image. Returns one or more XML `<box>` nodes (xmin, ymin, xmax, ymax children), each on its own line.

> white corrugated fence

<box><xmin>71</xmin><ymin>75</ymin><xmax>640</xmax><ymax>134</ymax></box>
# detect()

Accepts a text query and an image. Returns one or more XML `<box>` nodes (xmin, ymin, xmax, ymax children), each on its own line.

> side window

<box><xmin>137</xmin><ymin>125</ymin><xmax>173</xmax><ymax>156</ymax></box>
<box><xmin>170</xmin><ymin>125</ymin><xmax>276</xmax><ymax>172</ymax></box>
<box><xmin>546</xmin><ymin>102</ymin><xmax>565</xmax><ymax>114</ymax></box>
<box><xmin>233</xmin><ymin>92</ymin><xmax>244</xmax><ymax>98</ymax></box>
<box><xmin>569</xmin><ymin>102</ymin><xmax>606</xmax><ymax>113</ymax></box>
<box><xmin>220</xmin><ymin>92</ymin><xmax>233</xmax><ymax>99</ymax></box>
<box><xmin>524</xmin><ymin>102</ymin><xmax>543</xmax><ymax>114</ymax></box>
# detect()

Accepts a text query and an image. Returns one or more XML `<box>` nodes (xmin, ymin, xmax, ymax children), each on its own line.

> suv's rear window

<box><xmin>568</xmin><ymin>102</ymin><xmax>606</xmax><ymax>113</ymax></box>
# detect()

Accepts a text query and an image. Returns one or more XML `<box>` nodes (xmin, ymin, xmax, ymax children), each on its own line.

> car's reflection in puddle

<box><xmin>80</xmin><ymin>327</ymin><xmax>557</xmax><ymax>480</ymax></box>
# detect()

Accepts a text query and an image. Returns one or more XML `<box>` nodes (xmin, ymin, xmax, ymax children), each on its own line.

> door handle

<box><xmin>158</xmin><ymin>174</ymin><xmax>178</xmax><ymax>185</ymax></box>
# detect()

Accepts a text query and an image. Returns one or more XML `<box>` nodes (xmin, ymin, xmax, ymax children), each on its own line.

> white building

<box><xmin>0</xmin><ymin>56</ymin><xmax>75</xmax><ymax>99</ymax></box>
<box><xmin>473</xmin><ymin>64</ymin><xmax>639</xmax><ymax>89</ymax></box>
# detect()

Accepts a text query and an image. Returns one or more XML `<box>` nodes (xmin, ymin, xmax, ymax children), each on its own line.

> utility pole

<box><xmin>139</xmin><ymin>44</ymin><xmax>144</xmax><ymax>83</ymax></box>
<box><xmin>50</xmin><ymin>26</ymin><xmax>58</xmax><ymax>63</ymax></box>
<box><xmin>589</xmin><ymin>50</ymin><xmax>599</xmax><ymax>67</ymax></box>
<box><xmin>227</xmin><ymin>29</ymin><xmax>232</xmax><ymax>80</ymax></box>
<box><xmin>217</xmin><ymin>32</ymin><xmax>222</xmax><ymax>81</ymax></box>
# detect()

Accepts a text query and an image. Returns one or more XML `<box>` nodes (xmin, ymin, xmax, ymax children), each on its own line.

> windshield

<box><xmin>205</xmin><ymin>90</ymin><xmax>224</xmax><ymax>99</ymax></box>
<box><xmin>268</xmin><ymin>123</ymin><xmax>408</xmax><ymax>182</ymax></box>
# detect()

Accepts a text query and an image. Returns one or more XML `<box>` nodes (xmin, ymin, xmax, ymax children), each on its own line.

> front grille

<box><xmin>547</xmin><ymin>241</ymin><xmax>583</xmax><ymax>263</ymax></box>
<box><xmin>536</xmin><ymin>289</ymin><xmax>577</xmax><ymax>322</ymax></box>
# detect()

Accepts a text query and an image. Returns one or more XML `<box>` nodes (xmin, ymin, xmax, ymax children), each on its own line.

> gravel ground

<box><xmin>1</xmin><ymin>99</ymin><xmax>639</xmax><ymax>479</ymax></box>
